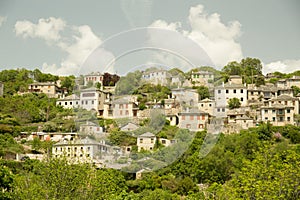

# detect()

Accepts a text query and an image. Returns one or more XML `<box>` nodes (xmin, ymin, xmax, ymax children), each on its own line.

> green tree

<box><xmin>196</xmin><ymin>86</ymin><xmax>210</xmax><ymax>100</ymax></box>
<box><xmin>0</xmin><ymin>165</ymin><xmax>13</xmax><ymax>200</ymax></box>
<box><xmin>228</xmin><ymin>97</ymin><xmax>241</xmax><ymax>109</ymax></box>
<box><xmin>224</xmin><ymin>148</ymin><xmax>300</xmax><ymax>199</ymax></box>
<box><xmin>60</xmin><ymin>75</ymin><xmax>75</xmax><ymax>94</ymax></box>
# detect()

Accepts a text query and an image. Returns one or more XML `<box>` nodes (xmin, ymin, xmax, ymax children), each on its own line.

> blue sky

<box><xmin>0</xmin><ymin>0</ymin><xmax>299</xmax><ymax>75</ymax></box>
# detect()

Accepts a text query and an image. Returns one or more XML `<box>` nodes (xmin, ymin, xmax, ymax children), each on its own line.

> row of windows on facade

<box><xmin>193</xmin><ymin>74</ymin><xmax>213</xmax><ymax>78</ymax></box>
<box><xmin>264</xmin><ymin>117</ymin><xmax>291</xmax><ymax>122</ymax></box>
<box><xmin>55</xmin><ymin>154</ymin><xmax>90</xmax><ymax>158</ymax></box>
<box><xmin>58</xmin><ymin>100</ymin><xmax>101</xmax><ymax>106</ymax></box>
<box><xmin>86</xmin><ymin>76</ymin><xmax>102</xmax><ymax>81</ymax></box>
<box><xmin>139</xmin><ymin>138</ymin><xmax>154</xmax><ymax>144</ymax></box>
<box><xmin>226</xmin><ymin>97</ymin><xmax>244</xmax><ymax>102</ymax></box>
<box><xmin>218</xmin><ymin>89</ymin><xmax>244</xmax><ymax>94</ymax></box>
<box><xmin>186</xmin><ymin>124</ymin><xmax>204</xmax><ymax>129</ymax></box>
<box><xmin>200</xmin><ymin>103</ymin><xmax>212</xmax><ymax>107</ymax></box>
<box><xmin>55</xmin><ymin>146</ymin><xmax>90</xmax><ymax>152</ymax></box>
<box><xmin>181</xmin><ymin>115</ymin><xmax>206</xmax><ymax>120</ymax></box>
<box><xmin>264</xmin><ymin>109</ymin><xmax>291</xmax><ymax>114</ymax></box>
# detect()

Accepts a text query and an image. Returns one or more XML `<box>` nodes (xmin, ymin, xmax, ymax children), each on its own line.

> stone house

<box><xmin>52</xmin><ymin>137</ymin><xmax>109</xmax><ymax>162</ymax></box>
<box><xmin>260</xmin><ymin>94</ymin><xmax>299</xmax><ymax>126</ymax></box>
<box><xmin>178</xmin><ymin>108</ymin><xmax>209</xmax><ymax>131</ymax></box>
<box><xmin>56</xmin><ymin>94</ymin><xmax>80</xmax><ymax>109</ymax></box>
<box><xmin>137</xmin><ymin>132</ymin><xmax>156</xmax><ymax>152</ymax></box>
<box><xmin>79</xmin><ymin>121</ymin><xmax>104</xmax><ymax>135</ymax></box>
<box><xmin>28</xmin><ymin>82</ymin><xmax>67</xmax><ymax>98</ymax></box>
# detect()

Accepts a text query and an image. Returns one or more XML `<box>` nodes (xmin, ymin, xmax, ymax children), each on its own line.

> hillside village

<box><xmin>1</xmin><ymin>58</ymin><xmax>300</xmax><ymax>198</ymax></box>
<box><xmin>1</xmin><ymin>58</ymin><xmax>300</xmax><ymax>169</ymax></box>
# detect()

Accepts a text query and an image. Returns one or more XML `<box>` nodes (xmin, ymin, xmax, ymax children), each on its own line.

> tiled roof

<box><xmin>139</xmin><ymin>132</ymin><xmax>155</xmax><ymax>138</ymax></box>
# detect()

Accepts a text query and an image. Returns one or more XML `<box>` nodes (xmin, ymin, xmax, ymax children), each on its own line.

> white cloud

<box><xmin>15</xmin><ymin>17</ymin><xmax>107</xmax><ymax>76</ymax></box>
<box><xmin>15</xmin><ymin>17</ymin><xmax>65</xmax><ymax>41</ymax></box>
<box><xmin>0</xmin><ymin>16</ymin><xmax>7</xmax><ymax>27</ymax></box>
<box><xmin>264</xmin><ymin>59</ymin><xmax>300</xmax><ymax>74</ymax></box>
<box><xmin>149</xmin><ymin>4</ymin><xmax>243</xmax><ymax>68</ymax></box>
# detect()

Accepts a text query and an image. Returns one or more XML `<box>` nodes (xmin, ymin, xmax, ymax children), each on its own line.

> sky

<box><xmin>0</xmin><ymin>0</ymin><xmax>300</xmax><ymax>76</ymax></box>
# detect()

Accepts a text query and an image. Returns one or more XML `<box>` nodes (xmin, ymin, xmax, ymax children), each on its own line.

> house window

<box><xmin>240</xmin><ymin>97</ymin><xmax>243</xmax><ymax>102</ymax></box>
<box><xmin>186</xmin><ymin>124</ymin><xmax>191</xmax><ymax>129</ymax></box>
<box><xmin>233</xmin><ymin>89</ymin><xmax>236</xmax><ymax>93</ymax></box>
<box><xmin>65</xmin><ymin>102</ymin><xmax>67</xmax><ymax>105</ymax></box>
<box><xmin>87</xmin><ymin>147</ymin><xmax>90</xmax><ymax>151</ymax></box>
<box><xmin>70</xmin><ymin>102</ymin><xmax>72</xmax><ymax>105</ymax></box>
<box><xmin>190</xmin><ymin>116</ymin><xmax>194</xmax><ymax>120</ymax></box>
<box><xmin>272</xmin><ymin>110</ymin><xmax>275</xmax><ymax>113</ymax></box>
<box><xmin>279</xmin><ymin>117</ymin><xmax>284</xmax><ymax>122</ymax></box>
<box><xmin>140</xmin><ymin>138</ymin><xmax>143</xmax><ymax>143</ymax></box>
<box><xmin>240</xmin><ymin>89</ymin><xmax>243</xmax><ymax>93</ymax></box>
<box><xmin>287</xmin><ymin>109</ymin><xmax>290</xmax><ymax>113</ymax></box>
<box><xmin>222</xmin><ymin>108</ymin><xmax>225</xmax><ymax>112</ymax></box>
<box><xmin>226</xmin><ymin>90</ymin><xmax>229</xmax><ymax>94</ymax></box>
<box><xmin>272</xmin><ymin>117</ymin><xmax>275</xmax><ymax>122</ymax></box>
<box><xmin>161</xmin><ymin>140</ymin><xmax>166</xmax><ymax>144</ymax></box>
<box><xmin>265</xmin><ymin>110</ymin><xmax>268</xmax><ymax>113</ymax></box>
<box><xmin>85</xmin><ymin>100</ymin><xmax>88</xmax><ymax>105</ymax></box>
<box><xmin>151</xmin><ymin>138</ymin><xmax>154</xmax><ymax>143</ymax></box>
<box><xmin>201</xmin><ymin>104</ymin><xmax>204</xmax><ymax>107</ymax></box>
<box><xmin>202</xmin><ymin>115</ymin><xmax>205</xmax><ymax>120</ymax></box>
<box><xmin>197</xmin><ymin>116</ymin><xmax>200</xmax><ymax>120</ymax></box>
<box><xmin>287</xmin><ymin>117</ymin><xmax>291</xmax><ymax>121</ymax></box>
<box><xmin>251</xmin><ymin>91</ymin><xmax>254</xmax><ymax>95</ymax></box>
<box><xmin>265</xmin><ymin>117</ymin><xmax>268</xmax><ymax>120</ymax></box>
<box><xmin>91</xmin><ymin>100</ymin><xmax>94</xmax><ymax>104</ymax></box>
<box><xmin>209</xmin><ymin>104</ymin><xmax>212</xmax><ymax>107</ymax></box>
<box><xmin>217</xmin><ymin>108</ymin><xmax>220</xmax><ymax>112</ymax></box>
<box><xmin>125</xmin><ymin>110</ymin><xmax>129</xmax><ymax>115</ymax></box>
<box><xmin>198</xmin><ymin>124</ymin><xmax>203</xmax><ymax>128</ymax></box>
<box><xmin>218</xmin><ymin>90</ymin><xmax>221</xmax><ymax>94</ymax></box>
<box><xmin>120</xmin><ymin>110</ymin><xmax>123</xmax><ymax>115</ymax></box>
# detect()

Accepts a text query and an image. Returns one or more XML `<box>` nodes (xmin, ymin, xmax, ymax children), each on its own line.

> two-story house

<box><xmin>52</xmin><ymin>137</ymin><xmax>109</xmax><ymax>162</ymax></box>
<box><xmin>84</xmin><ymin>72</ymin><xmax>103</xmax><ymax>87</ymax></box>
<box><xmin>137</xmin><ymin>132</ymin><xmax>156</xmax><ymax>152</ymax></box>
<box><xmin>260</xmin><ymin>94</ymin><xmax>299</xmax><ymax>126</ymax></box>
<box><xmin>198</xmin><ymin>98</ymin><xmax>215</xmax><ymax>116</ymax></box>
<box><xmin>214</xmin><ymin>76</ymin><xmax>247</xmax><ymax>117</ymax></box>
<box><xmin>79</xmin><ymin>121</ymin><xmax>104</xmax><ymax>135</ymax></box>
<box><xmin>191</xmin><ymin>71</ymin><xmax>214</xmax><ymax>86</ymax></box>
<box><xmin>56</xmin><ymin>94</ymin><xmax>80</xmax><ymax>109</ymax></box>
<box><xmin>80</xmin><ymin>87</ymin><xmax>111</xmax><ymax>116</ymax></box>
<box><xmin>142</xmin><ymin>69</ymin><xmax>170</xmax><ymax>86</ymax></box>
<box><xmin>103</xmin><ymin>96</ymin><xmax>138</xmax><ymax>119</ymax></box>
<box><xmin>28</xmin><ymin>82</ymin><xmax>67</xmax><ymax>98</ymax></box>
<box><xmin>178</xmin><ymin>108</ymin><xmax>209</xmax><ymax>131</ymax></box>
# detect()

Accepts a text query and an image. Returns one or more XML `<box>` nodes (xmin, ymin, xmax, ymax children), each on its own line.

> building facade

<box><xmin>28</xmin><ymin>82</ymin><xmax>67</xmax><ymax>98</ymax></box>
<box><xmin>56</xmin><ymin>94</ymin><xmax>80</xmax><ymax>109</ymax></box>
<box><xmin>260</xmin><ymin>95</ymin><xmax>299</xmax><ymax>126</ymax></box>
<box><xmin>137</xmin><ymin>132</ymin><xmax>156</xmax><ymax>152</ymax></box>
<box><xmin>178</xmin><ymin>109</ymin><xmax>209</xmax><ymax>131</ymax></box>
